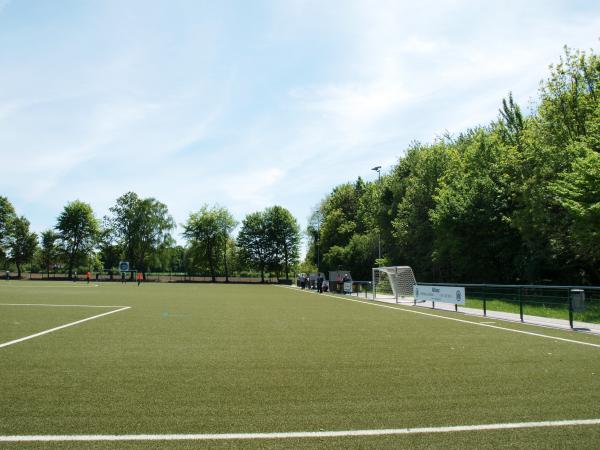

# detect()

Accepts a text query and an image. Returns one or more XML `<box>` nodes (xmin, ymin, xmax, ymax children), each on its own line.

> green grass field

<box><xmin>1</xmin><ymin>282</ymin><xmax>600</xmax><ymax>449</ymax></box>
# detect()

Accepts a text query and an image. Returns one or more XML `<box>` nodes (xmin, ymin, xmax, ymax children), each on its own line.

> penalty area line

<box><xmin>0</xmin><ymin>306</ymin><xmax>131</xmax><ymax>349</ymax></box>
<box><xmin>0</xmin><ymin>303</ymin><xmax>128</xmax><ymax>308</ymax></box>
<box><xmin>1</xmin><ymin>418</ymin><xmax>600</xmax><ymax>442</ymax></box>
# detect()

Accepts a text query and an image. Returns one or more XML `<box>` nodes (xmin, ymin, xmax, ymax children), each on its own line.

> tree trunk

<box><xmin>16</xmin><ymin>262</ymin><xmax>22</xmax><ymax>278</ymax></box>
<box><xmin>224</xmin><ymin>247</ymin><xmax>229</xmax><ymax>283</ymax></box>
<box><xmin>284</xmin><ymin>245</ymin><xmax>289</xmax><ymax>280</ymax></box>
<box><xmin>208</xmin><ymin>242</ymin><xmax>216</xmax><ymax>282</ymax></box>
<box><xmin>68</xmin><ymin>253</ymin><xmax>74</xmax><ymax>279</ymax></box>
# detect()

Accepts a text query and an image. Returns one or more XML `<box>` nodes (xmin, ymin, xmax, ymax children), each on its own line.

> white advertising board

<box><xmin>413</xmin><ymin>285</ymin><xmax>465</xmax><ymax>305</ymax></box>
<box><xmin>343</xmin><ymin>281</ymin><xmax>353</xmax><ymax>294</ymax></box>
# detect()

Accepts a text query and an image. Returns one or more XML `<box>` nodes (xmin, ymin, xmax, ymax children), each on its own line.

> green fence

<box><xmin>427</xmin><ymin>283</ymin><xmax>600</xmax><ymax>325</ymax></box>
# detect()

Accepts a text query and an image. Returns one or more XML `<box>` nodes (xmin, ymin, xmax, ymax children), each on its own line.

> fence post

<box><xmin>519</xmin><ymin>287</ymin><xmax>523</xmax><ymax>322</ymax></box>
<box><xmin>483</xmin><ymin>294</ymin><xmax>487</xmax><ymax>317</ymax></box>
<box><xmin>568</xmin><ymin>292</ymin><xmax>574</xmax><ymax>329</ymax></box>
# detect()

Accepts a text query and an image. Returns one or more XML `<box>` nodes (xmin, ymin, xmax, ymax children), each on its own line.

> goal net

<box><xmin>372</xmin><ymin>266</ymin><xmax>417</xmax><ymax>303</ymax></box>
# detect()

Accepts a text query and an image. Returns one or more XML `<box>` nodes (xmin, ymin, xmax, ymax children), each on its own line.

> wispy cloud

<box><xmin>0</xmin><ymin>0</ymin><xmax>599</xmax><ymax>244</ymax></box>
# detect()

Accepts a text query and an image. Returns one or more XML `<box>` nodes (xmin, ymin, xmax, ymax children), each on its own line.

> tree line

<box><xmin>304</xmin><ymin>46</ymin><xmax>600</xmax><ymax>285</ymax></box>
<box><xmin>0</xmin><ymin>193</ymin><xmax>300</xmax><ymax>281</ymax></box>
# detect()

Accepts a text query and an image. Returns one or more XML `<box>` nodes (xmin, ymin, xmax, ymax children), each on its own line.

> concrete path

<box><xmin>354</xmin><ymin>292</ymin><xmax>600</xmax><ymax>335</ymax></box>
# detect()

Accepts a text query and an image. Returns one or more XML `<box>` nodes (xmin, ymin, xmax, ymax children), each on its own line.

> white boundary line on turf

<box><xmin>2</xmin><ymin>418</ymin><xmax>600</xmax><ymax>442</ymax></box>
<box><xmin>0</xmin><ymin>285</ymin><xmax>99</xmax><ymax>288</ymax></box>
<box><xmin>0</xmin><ymin>303</ymin><xmax>127</xmax><ymax>308</ymax></box>
<box><xmin>0</xmin><ymin>306</ymin><xmax>131</xmax><ymax>349</ymax></box>
<box><xmin>278</xmin><ymin>286</ymin><xmax>600</xmax><ymax>349</ymax></box>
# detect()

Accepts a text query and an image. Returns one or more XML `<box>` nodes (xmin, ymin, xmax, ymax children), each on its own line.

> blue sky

<box><xmin>0</xmin><ymin>0</ymin><xmax>599</xmax><ymax>251</ymax></box>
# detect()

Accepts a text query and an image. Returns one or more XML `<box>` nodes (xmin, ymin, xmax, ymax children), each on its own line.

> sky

<box><xmin>0</xmin><ymin>0</ymin><xmax>599</xmax><ymax>252</ymax></box>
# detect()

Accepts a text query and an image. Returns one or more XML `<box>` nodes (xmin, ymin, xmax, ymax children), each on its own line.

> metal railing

<box><xmin>425</xmin><ymin>283</ymin><xmax>600</xmax><ymax>326</ymax></box>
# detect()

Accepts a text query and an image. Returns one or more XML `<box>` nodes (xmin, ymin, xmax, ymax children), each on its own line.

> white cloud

<box><xmin>1</xmin><ymin>0</ymin><xmax>599</xmax><ymax>248</ymax></box>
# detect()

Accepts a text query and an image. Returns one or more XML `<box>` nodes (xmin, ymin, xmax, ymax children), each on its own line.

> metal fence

<box><xmin>426</xmin><ymin>283</ymin><xmax>600</xmax><ymax>326</ymax></box>
<box><xmin>323</xmin><ymin>280</ymin><xmax>600</xmax><ymax>326</ymax></box>
<box><xmin>1</xmin><ymin>271</ymin><xmax>279</xmax><ymax>284</ymax></box>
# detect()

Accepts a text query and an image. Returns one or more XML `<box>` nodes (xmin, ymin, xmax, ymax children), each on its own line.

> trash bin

<box><xmin>570</xmin><ymin>289</ymin><xmax>585</xmax><ymax>312</ymax></box>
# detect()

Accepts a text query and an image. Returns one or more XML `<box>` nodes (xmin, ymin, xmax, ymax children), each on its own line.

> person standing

<box><xmin>121</xmin><ymin>271</ymin><xmax>126</xmax><ymax>284</ymax></box>
<box><xmin>86</xmin><ymin>271</ymin><xmax>91</xmax><ymax>284</ymax></box>
<box><xmin>137</xmin><ymin>271</ymin><xmax>143</xmax><ymax>286</ymax></box>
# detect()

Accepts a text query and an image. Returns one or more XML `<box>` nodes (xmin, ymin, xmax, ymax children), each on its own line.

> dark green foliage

<box><xmin>37</xmin><ymin>230</ymin><xmax>59</xmax><ymax>276</ymax></box>
<box><xmin>237</xmin><ymin>211</ymin><xmax>272</xmax><ymax>282</ymax></box>
<box><xmin>237</xmin><ymin>206</ymin><xmax>300</xmax><ymax>281</ymax></box>
<box><xmin>264</xmin><ymin>206</ymin><xmax>300</xmax><ymax>280</ymax></box>
<box><xmin>55</xmin><ymin>200</ymin><xmax>99</xmax><ymax>278</ymax></box>
<box><xmin>182</xmin><ymin>205</ymin><xmax>236</xmax><ymax>281</ymax></box>
<box><xmin>309</xmin><ymin>45</ymin><xmax>600</xmax><ymax>284</ymax></box>
<box><xmin>105</xmin><ymin>192</ymin><xmax>175</xmax><ymax>275</ymax></box>
<box><xmin>0</xmin><ymin>196</ymin><xmax>16</xmax><ymax>266</ymax></box>
<box><xmin>7</xmin><ymin>216</ymin><xmax>37</xmax><ymax>277</ymax></box>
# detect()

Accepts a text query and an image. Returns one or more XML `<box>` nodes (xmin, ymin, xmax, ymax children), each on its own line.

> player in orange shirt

<box><xmin>86</xmin><ymin>271</ymin><xmax>91</xmax><ymax>284</ymax></box>
<box><xmin>137</xmin><ymin>271</ymin><xmax>143</xmax><ymax>286</ymax></box>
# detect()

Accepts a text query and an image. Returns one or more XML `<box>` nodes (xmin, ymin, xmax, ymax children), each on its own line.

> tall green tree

<box><xmin>55</xmin><ymin>200</ymin><xmax>99</xmax><ymax>278</ymax></box>
<box><xmin>183</xmin><ymin>205</ymin><xmax>234</xmax><ymax>282</ymax></box>
<box><xmin>0</xmin><ymin>196</ymin><xmax>16</xmax><ymax>266</ymax></box>
<box><xmin>214</xmin><ymin>208</ymin><xmax>237</xmax><ymax>282</ymax></box>
<box><xmin>38</xmin><ymin>229</ymin><xmax>59</xmax><ymax>277</ymax></box>
<box><xmin>551</xmin><ymin>149</ymin><xmax>600</xmax><ymax>282</ymax></box>
<box><xmin>265</xmin><ymin>206</ymin><xmax>300</xmax><ymax>280</ymax></box>
<box><xmin>237</xmin><ymin>211</ymin><xmax>271</xmax><ymax>282</ymax></box>
<box><xmin>8</xmin><ymin>216</ymin><xmax>38</xmax><ymax>278</ymax></box>
<box><xmin>106</xmin><ymin>192</ymin><xmax>175</xmax><ymax>275</ymax></box>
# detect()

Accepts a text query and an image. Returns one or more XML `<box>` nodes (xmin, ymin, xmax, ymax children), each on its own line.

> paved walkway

<box><xmin>306</xmin><ymin>288</ymin><xmax>600</xmax><ymax>335</ymax></box>
<box><xmin>358</xmin><ymin>293</ymin><xmax>600</xmax><ymax>335</ymax></box>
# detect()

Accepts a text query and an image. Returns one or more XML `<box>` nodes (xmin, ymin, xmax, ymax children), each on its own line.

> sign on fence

<box><xmin>343</xmin><ymin>281</ymin><xmax>352</xmax><ymax>294</ymax></box>
<box><xmin>413</xmin><ymin>285</ymin><xmax>465</xmax><ymax>305</ymax></box>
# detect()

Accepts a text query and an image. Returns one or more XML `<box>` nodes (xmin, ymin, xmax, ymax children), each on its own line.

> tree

<box><xmin>183</xmin><ymin>205</ymin><xmax>234</xmax><ymax>282</ymax></box>
<box><xmin>0</xmin><ymin>196</ymin><xmax>16</xmax><ymax>266</ymax></box>
<box><xmin>551</xmin><ymin>149</ymin><xmax>600</xmax><ymax>282</ymax></box>
<box><xmin>431</xmin><ymin>129</ymin><xmax>522</xmax><ymax>282</ymax></box>
<box><xmin>214</xmin><ymin>208</ymin><xmax>237</xmax><ymax>282</ymax></box>
<box><xmin>38</xmin><ymin>230</ymin><xmax>59</xmax><ymax>277</ymax></box>
<box><xmin>55</xmin><ymin>200</ymin><xmax>99</xmax><ymax>278</ymax></box>
<box><xmin>305</xmin><ymin>206</ymin><xmax>324</xmax><ymax>272</ymax></box>
<box><xmin>237</xmin><ymin>211</ymin><xmax>271</xmax><ymax>282</ymax></box>
<box><xmin>264</xmin><ymin>206</ymin><xmax>300</xmax><ymax>280</ymax></box>
<box><xmin>106</xmin><ymin>192</ymin><xmax>175</xmax><ymax>276</ymax></box>
<box><xmin>7</xmin><ymin>216</ymin><xmax>38</xmax><ymax>278</ymax></box>
<box><xmin>387</xmin><ymin>142</ymin><xmax>449</xmax><ymax>280</ymax></box>
<box><xmin>97</xmin><ymin>227</ymin><xmax>121</xmax><ymax>279</ymax></box>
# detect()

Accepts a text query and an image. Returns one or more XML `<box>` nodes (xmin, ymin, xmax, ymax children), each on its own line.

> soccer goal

<box><xmin>372</xmin><ymin>266</ymin><xmax>417</xmax><ymax>303</ymax></box>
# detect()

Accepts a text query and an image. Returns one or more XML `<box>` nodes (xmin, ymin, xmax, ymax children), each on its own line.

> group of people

<box><xmin>120</xmin><ymin>271</ymin><xmax>144</xmax><ymax>286</ymax></box>
<box><xmin>73</xmin><ymin>271</ymin><xmax>143</xmax><ymax>286</ymax></box>
<box><xmin>298</xmin><ymin>273</ymin><xmax>329</xmax><ymax>293</ymax></box>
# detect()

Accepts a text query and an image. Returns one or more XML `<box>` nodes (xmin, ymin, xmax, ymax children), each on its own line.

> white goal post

<box><xmin>372</xmin><ymin>266</ymin><xmax>417</xmax><ymax>303</ymax></box>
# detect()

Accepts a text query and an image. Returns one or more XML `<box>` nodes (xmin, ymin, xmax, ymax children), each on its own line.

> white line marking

<box><xmin>0</xmin><ymin>303</ymin><xmax>127</xmax><ymax>308</ymax></box>
<box><xmin>0</xmin><ymin>284</ymin><xmax>98</xmax><ymax>288</ymax></box>
<box><xmin>1</xmin><ymin>418</ymin><xmax>599</xmax><ymax>442</ymax></box>
<box><xmin>0</xmin><ymin>306</ymin><xmax>131</xmax><ymax>349</ymax></box>
<box><xmin>280</xmin><ymin>287</ymin><xmax>600</xmax><ymax>349</ymax></box>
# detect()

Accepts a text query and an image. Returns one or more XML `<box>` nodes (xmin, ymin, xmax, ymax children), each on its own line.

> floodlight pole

<box><xmin>315</xmin><ymin>213</ymin><xmax>321</xmax><ymax>272</ymax></box>
<box><xmin>371</xmin><ymin>166</ymin><xmax>382</xmax><ymax>264</ymax></box>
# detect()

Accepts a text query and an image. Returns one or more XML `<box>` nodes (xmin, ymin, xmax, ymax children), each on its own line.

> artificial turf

<box><xmin>1</xmin><ymin>282</ymin><xmax>599</xmax><ymax>449</ymax></box>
